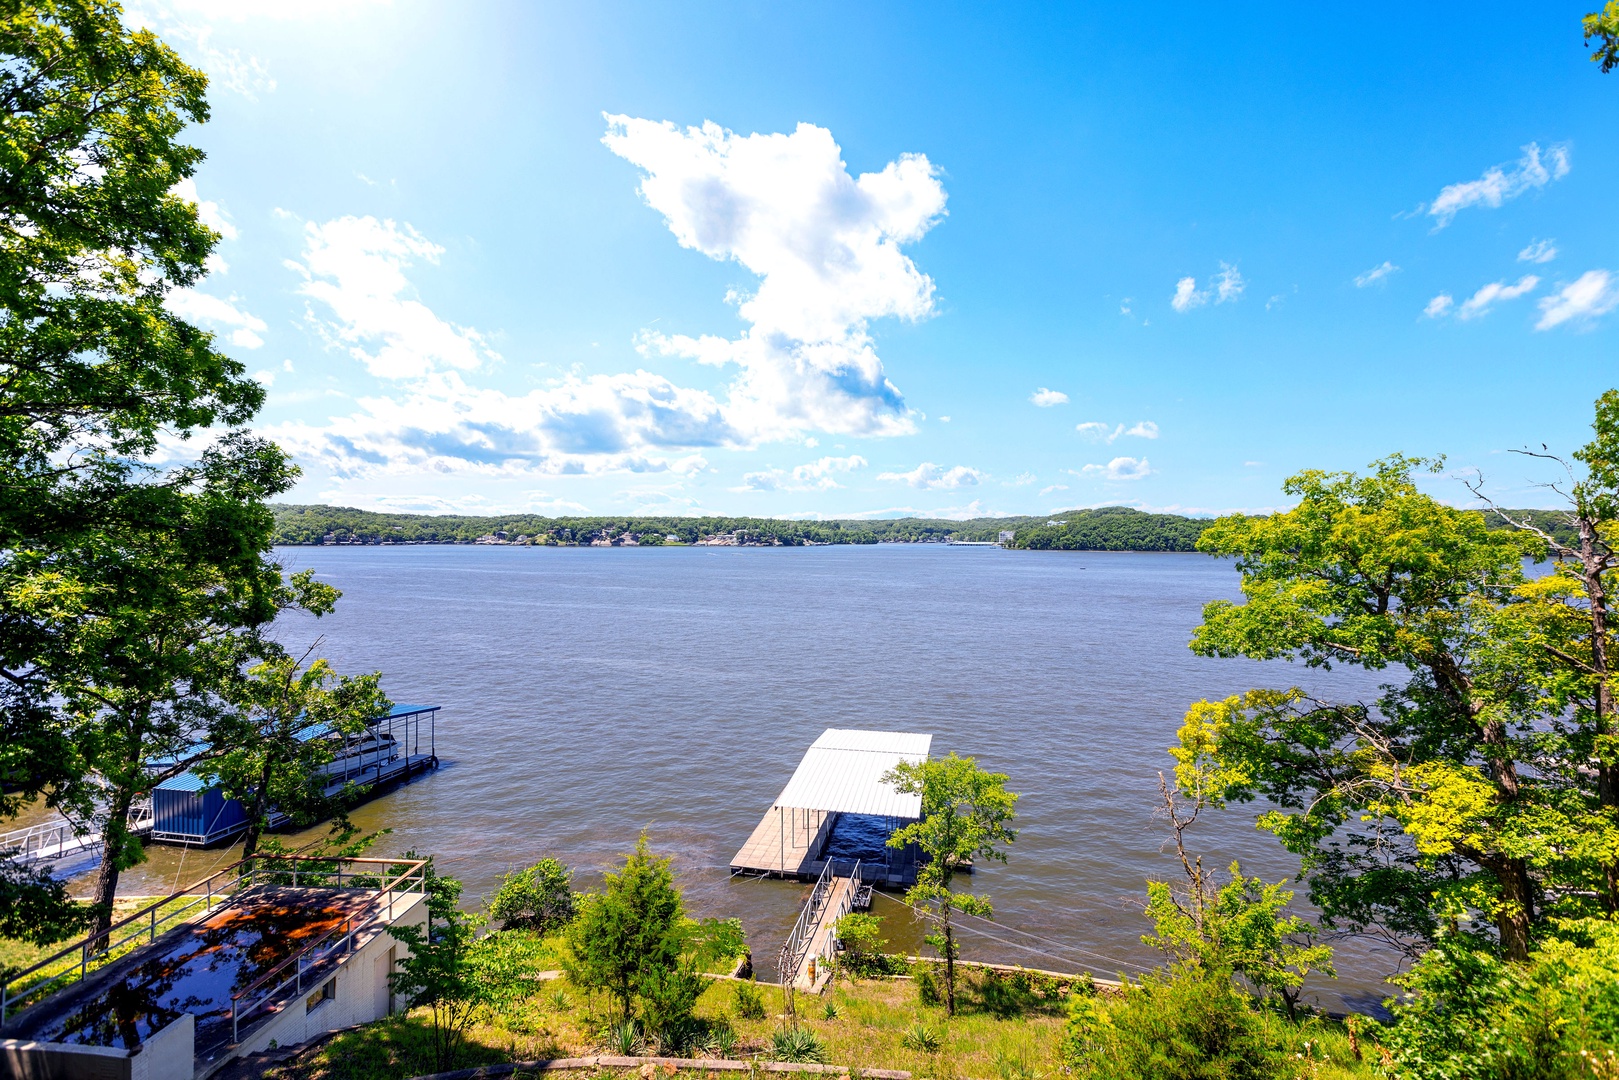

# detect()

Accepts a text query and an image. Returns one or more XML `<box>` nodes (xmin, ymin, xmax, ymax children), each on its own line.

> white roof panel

<box><xmin>774</xmin><ymin>728</ymin><xmax>932</xmax><ymax>818</ymax></box>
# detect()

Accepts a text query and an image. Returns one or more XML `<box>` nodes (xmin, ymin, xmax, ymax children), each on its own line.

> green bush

<box><xmin>916</xmin><ymin>960</ymin><xmax>944</xmax><ymax>1007</ymax></box>
<box><xmin>733</xmin><ymin>980</ymin><xmax>767</xmax><ymax>1020</ymax></box>
<box><xmin>488</xmin><ymin>857</ymin><xmax>576</xmax><ymax>934</ymax></box>
<box><xmin>833</xmin><ymin>912</ymin><xmax>906</xmax><ymax>977</ymax></box>
<box><xmin>1063</xmin><ymin>963</ymin><xmax>1281</xmax><ymax>1080</ymax></box>
<box><xmin>1382</xmin><ymin>922</ymin><xmax>1619</xmax><ymax>1080</ymax></box>
<box><xmin>771</xmin><ymin>1027</ymin><xmax>827</xmax><ymax>1063</ymax></box>
<box><xmin>638</xmin><ymin>961</ymin><xmax>706</xmax><ymax>1039</ymax></box>
<box><xmin>564</xmin><ymin>834</ymin><xmax>683</xmax><ymax>1021</ymax></box>
<box><xmin>900</xmin><ymin>1020</ymin><xmax>943</xmax><ymax>1053</ymax></box>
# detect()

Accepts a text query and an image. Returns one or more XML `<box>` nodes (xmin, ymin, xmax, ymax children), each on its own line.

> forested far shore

<box><xmin>271</xmin><ymin>503</ymin><xmax>1581</xmax><ymax>551</ymax></box>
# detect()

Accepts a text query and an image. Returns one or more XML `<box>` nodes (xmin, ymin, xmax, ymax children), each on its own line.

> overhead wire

<box><xmin>884</xmin><ymin>894</ymin><xmax>1156</xmax><ymax>975</ymax></box>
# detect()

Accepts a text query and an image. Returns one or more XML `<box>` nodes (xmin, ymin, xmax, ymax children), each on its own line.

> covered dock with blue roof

<box><xmin>150</xmin><ymin>702</ymin><xmax>441</xmax><ymax>846</ymax></box>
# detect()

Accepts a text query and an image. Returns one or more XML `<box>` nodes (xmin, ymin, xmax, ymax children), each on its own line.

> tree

<box><xmin>49</xmin><ymin>435</ymin><xmax>296</xmax><ymax>938</ymax></box>
<box><xmin>564</xmin><ymin>833</ymin><xmax>687</xmax><ymax>1022</ymax></box>
<box><xmin>1183</xmin><ymin>456</ymin><xmax>1590</xmax><ymax>962</ymax></box>
<box><xmin>884</xmin><ymin>752</ymin><xmax>1018</xmax><ymax>1015</ymax></box>
<box><xmin>202</xmin><ymin>578</ymin><xmax>389</xmax><ymax>860</ymax></box>
<box><xmin>1466</xmin><ymin>390</ymin><xmax>1619</xmax><ymax>915</ymax></box>
<box><xmin>1588</xmin><ymin>2</ymin><xmax>1619</xmax><ymax>72</ymax></box>
<box><xmin>388</xmin><ymin>860</ymin><xmax>485</xmax><ymax>1072</ymax></box>
<box><xmin>488</xmin><ymin>857</ymin><xmax>577</xmax><ymax>934</ymax></box>
<box><xmin>1145</xmin><ymin>775</ymin><xmax>1334</xmax><ymax>1021</ymax></box>
<box><xmin>0</xmin><ymin>0</ymin><xmax>270</xmax><ymax>942</ymax></box>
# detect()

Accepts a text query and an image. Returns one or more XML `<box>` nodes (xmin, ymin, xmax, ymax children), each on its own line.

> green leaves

<box><xmin>488</xmin><ymin>858</ymin><xmax>577</xmax><ymax>934</ymax></box>
<box><xmin>1586</xmin><ymin>2</ymin><xmax>1619</xmax><ymax>73</ymax></box>
<box><xmin>563</xmin><ymin>833</ymin><xmax>688</xmax><ymax>1024</ymax></box>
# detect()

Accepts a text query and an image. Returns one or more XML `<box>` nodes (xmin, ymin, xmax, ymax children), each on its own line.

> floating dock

<box><xmin>150</xmin><ymin>703</ymin><xmax>442</xmax><ymax>847</ymax></box>
<box><xmin>730</xmin><ymin>728</ymin><xmax>931</xmax><ymax>886</ymax></box>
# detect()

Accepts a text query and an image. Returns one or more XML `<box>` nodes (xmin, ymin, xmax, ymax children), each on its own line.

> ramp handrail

<box><xmin>778</xmin><ymin>858</ymin><xmax>834</xmax><ymax>988</ymax></box>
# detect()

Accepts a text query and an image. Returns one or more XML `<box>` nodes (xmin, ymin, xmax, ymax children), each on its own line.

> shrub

<box><xmin>916</xmin><ymin>960</ymin><xmax>944</xmax><ymax>1007</ymax></box>
<box><xmin>821</xmin><ymin>998</ymin><xmax>840</xmax><ymax>1020</ymax></box>
<box><xmin>638</xmin><ymin>961</ymin><xmax>706</xmax><ymax>1038</ymax></box>
<box><xmin>564</xmin><ymin>834</ymin><xmax>683</xmax><ymax>1021</ymax></box>
<box><xmin>1382</xmin><ymin>923</ymin><xmax>1619</xmax><ymax>1080</ymax></box>
<box><xmin>734</xmin><ymin>980</ymin><xmax>767</xmax><ymax>1020</ymax></box>
<box><xmin>1062</xmin><ymin>963</ymin><xmax>1280</xmax><ymax>1080</ymax></box>
<box><xmin>605</xmin><ymin>1018</ymin><xmax>640</xmax><ymax>1055</ymax></box>
<box><xmin>992</xmin><ymin>1034</ymin><xmax>1045</xmax><ymax>1080</ymax></box>
<box><xmin>834</xmin><ymin>912</ymin><xmax>893</xmax><ymax>977</ymax></box>
<box><xmin>901</xmin><ymin>1020</ymin><xmax>944</xmax><ymax>1052</ymax></box>
<box><xmin>488</xmin><ymin>857</ymin><xmax>576</xmax><ymax>934</ymax></box>
<box><xmin>771</xmin><ymin>1027</ymin><xmax>827</xmax><ymax>1063</ymax></box>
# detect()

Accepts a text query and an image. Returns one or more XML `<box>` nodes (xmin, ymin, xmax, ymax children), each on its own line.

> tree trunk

<box><xmin>943</xmin><ymin>921</ymin><xmax>956</xmax><ymax>1017</ymax></box>
<box><xmin>1496</xmin><ymin>857</ymin><xmax>1534</xmax><ymax>963</ymax></box>
<box><xmin>1577</xmin><ymin>516</ymin><xmax>1619</xmax><ymax>911</ymax></box>
<box><xmin>240</xmin><ymin>757</ymin><xmax>274</xmax><ymax>861</ymax></box>
<box><xmin>89</xmin><ymin>784</ymin><xmax>136</xmax><ymax>942</ymax></box>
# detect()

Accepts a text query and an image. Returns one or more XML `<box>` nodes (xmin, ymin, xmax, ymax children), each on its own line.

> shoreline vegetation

<box><xmin>271</xmin><ymin>503</ymin><xmax>1578</xmax><ymax>552</ymax></box>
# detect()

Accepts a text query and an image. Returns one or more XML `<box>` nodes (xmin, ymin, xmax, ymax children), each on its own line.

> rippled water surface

<box><xmin>118</xmin><ymin>544</ymin><xmax>1394</xmax><ymax>1011</ymax></box>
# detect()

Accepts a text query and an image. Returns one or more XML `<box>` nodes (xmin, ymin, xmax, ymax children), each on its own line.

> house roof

<box><xmin>773</xmin><ymin>728</ymin><xmax>932</xmax><ymax>819</ymax></box>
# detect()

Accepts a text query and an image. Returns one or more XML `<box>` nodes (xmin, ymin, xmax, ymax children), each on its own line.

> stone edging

<box><xmin>408</xmin><ymin>1056</ymin><xmax>911</xmax><ymax>1080</ymax></box>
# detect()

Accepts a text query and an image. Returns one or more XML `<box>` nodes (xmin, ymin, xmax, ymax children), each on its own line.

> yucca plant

<box><xmin>901</xmin><ymin>1020</ymin><xmax>943</xmax><ymax>1053</ymax></box>
<box><xmin>821</xmin><ymin>998</ymin><xmax>841</xmax><ymax>1021</ymax></box>
<box><xmin>605</xmin><ymin>1018</ymin><xmax>640</xmax><ymax>1055</ymax></box>
<box><xmin>771</xmin><ymin>1026</ymin><xmax>827</xmax><ymax>1063</ymax></box>
<box><xmin>709</xmin><ymin>1023</ymin><xmax>739</xmax><ymax>1058</ymax></box>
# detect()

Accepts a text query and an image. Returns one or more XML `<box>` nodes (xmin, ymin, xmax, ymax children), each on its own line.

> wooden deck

<box><xmin>729</xmin><ymin>807</ymin><xmax>835</xmax><ymax>878</ymax></box>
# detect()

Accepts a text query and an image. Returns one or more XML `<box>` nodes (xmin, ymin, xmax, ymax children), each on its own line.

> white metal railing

<box><xmin>0</xmin><ymin>854</ymin><xmax>426</xmax><ymax>1029</ymax></box>
<box><xmin>778</xmin><ymin>858</ymin><xmax>835</xmax><ymax>989</ymax></box>
<box><xmin>817</xmin><ymin>860</ymin><xmax>861</xmax><ymax>970</ymax></box>
<box><xmin>0</xmin><ymin>818</ymin><xmax>92</xmax><ymax>865</ymax></box>
<box><xmin>229</xmin><ymin>858</ymin><xmax>425</xmax><ymax>1043</ymax></box>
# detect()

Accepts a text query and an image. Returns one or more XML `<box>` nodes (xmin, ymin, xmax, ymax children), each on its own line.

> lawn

<box><xmin>266</xmin><ymin>966</ymin><xmax>1072</xmax><ymax>1079</ymax></box>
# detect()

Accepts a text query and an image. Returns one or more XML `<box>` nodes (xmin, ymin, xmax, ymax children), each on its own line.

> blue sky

<box><xmin>138</xmin><ymin>1</ymin><xmax>1619</xmax><ymax>518</ymax></box>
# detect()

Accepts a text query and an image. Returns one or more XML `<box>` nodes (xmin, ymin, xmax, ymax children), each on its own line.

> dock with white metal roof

<box><xmin>729</xmin><ymin>728</ymin><xmax>931</xmax><ymax>885</ymax></box>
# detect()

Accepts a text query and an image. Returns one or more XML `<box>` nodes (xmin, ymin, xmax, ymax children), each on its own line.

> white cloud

<box><xmin>123</xmin><ymin>3</ymin><xmax>278</xmax><ymax>99</ymax></box>
<box><xmin>1355</xmin><ymin>261</ymin><xmax>1400</xmax><ymax>287</ymax></box>
<box><xmin>1214</xmin><ymin>263</ymin><xmax>1245</xmax><ymax>303</ymax></box>
<box><xmin>1173</xmin><ymin>263</ymin><xmax>1242</xmax><ymax>311</ymax></box>
<box><xmin>1039</xmin><ymin>484</ymin><xmax>1069</xmax><ymax>496</ymax></box>
<box><xmin>289</xmin><ymin>215</ymin><xmax>497</xmax><ymax>379</ymax></box>
<box><xmin>877</xmin><ymin>462</ymin><xmax>981</xmax><ymax>490</ymax></box>
<box><xmin>1518</xmin><ymin>239</ymin><xmax>1557</xmax><ymax>264</ymax></box>
<box><xmin>1535</xmin><ymin>270</ymin><xmax>1619</xmax><ymax>330</ymax></box>
<box><xmin>1080</xmin><ymin>456</ymin><xmax>1152</xmax><ymax>481</ymax></box>
<box><xmin>1424</xmin><ymin>294</ymin><xmax>1455</xmax><ymax>318</ymax></box>
<box><xmin>733</xmin><ymin>454</ymin><xmax>867</xmax><ymax>493</ymax></box>
<box><xmin>1030</xmin><ymin>388</ymin><xmax>1068</xmax><ymax>407</ymax></box>
<box><xmin>269</xmin><ymin>216</ymin><xmax>735</xmax><ymax>479</ymax></box>
<box><xmin>1171</xmin><ymin>276</ymin><xmax>1205</xmax><ymax>313</ymax></box>
<box><xmin>170</xmin><ymin>177</ymin><xmax>238</xmax><ymax>241</ymax></box>
<box><xmin>167</xmin><ymin>288</ymin><xmax>267</xmax><ymax>348</ymax></box>
<box><xmin>1455</xmin><ymin>275</ymin><xmax>1540</xmax><ymax>320</ymax></box>
<box><xmin>1426</xmin><ymin>142</ymin><xmax>1571</xmax><ymax>228</ymax></box>
<box><xmin>605</xmin><ymin>115</ymin><xmax>945</xmax><ymax>442</ymax></box>
<box><xmin>938</xmin><ymin>416</ymin><xmax>951</xmax><ymax>423</ymax></box>
<box><xmin>1076</xmin><ymin>420</ymin><xmax>1157</xmax><ymax>444</ymax></box>
<box><xmin>1007</xmin><ymin>472</ymin><xmax>1037</xmax><ymax>487</ymax></box>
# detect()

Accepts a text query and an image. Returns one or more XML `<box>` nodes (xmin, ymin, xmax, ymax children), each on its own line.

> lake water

<box><xmin>113</xmin><ymin>544</ymin><xmax>1396</xmax><ymax>1012</ymax></box>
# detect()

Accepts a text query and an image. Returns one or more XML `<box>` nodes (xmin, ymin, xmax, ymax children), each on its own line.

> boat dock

<box><xmin>730</xmin><ymin>728</ymin><xmax>931</xmax><ymax>885</ymax></box>
<box><xmin>150</xmin><ymin>703</ymin><xmax>442</xmax><ymax>847</ymax></box>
